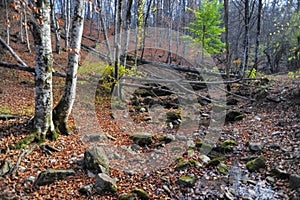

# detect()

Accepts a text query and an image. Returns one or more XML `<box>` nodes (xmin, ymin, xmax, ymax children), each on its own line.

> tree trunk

<box><xmin>64</xmin><ymin>0</ymin><xmax>70</xmax><ymax>48</ymax></box>
<box><xmin>24</xmin><ymin>7</ymin><xmax>31</xmax><ymax>53</ymax></box>
<box><xmin>5</xmin><ymin>0</ymin><xmax>9</xmax><ymax>45</ymax></box>
<box><xmin>224</xmin><ymin>0</ymin><xmax>230</xmax><ymax>77</ymax></box>
<box><xmin>30</xmin><ymin>0</ymin><xmax>57</xmax><ymax>141</ymax></box>
<box><xmin>53</xmin><ymin>0</ymin><xmax>85</xmax><ymax>135</ymax></box>
<box><xmin>50</xmin><ymin>0</ymin><xmax>61</xmax><ymax>54</ymax></box>
<box><xmin>252</xmin><ymin>0</ymin><xmax>262</xmax><ymax>74</ymax></box>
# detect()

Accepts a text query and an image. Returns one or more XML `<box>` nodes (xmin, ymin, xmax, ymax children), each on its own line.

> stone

<box><xmin>0</xmin><ymin>160</ymin><xmax>12</xmax><ymax>176</ymax></box>
<box><xmin>266</xmin><ymin>176</ymin><xmax>275</xmax><ymax>183</ymax></box>
<box><xmin>83</xmin><ymin>145</ymin><xmax>110</xmax><ymax>173</ymax></box>
<box><xmin>78</xmin><ymin>184</ymin><xmax>93</xmax><ymax>196</ymax></box>
<box><xmin>118</xmin><ymin>193</ymin><xmax>136</xmax><ymax>200</ymax></box>
<box><xmin>129</xmin><ymin>133</ymin><xmax>153</xmax><ymax>146</ymax></box>
<box><xmin>175</xmin><ymin>160</ymin><xmax>190</xmax><ymax>171</ymax></box>
<box><xmin>217</xmin><ymin>163</ymin><xmax>229</xmax><ymax>175</ymax></box>
<box><xmin>94</xmin><ymin>173</ymin><xmax>117</xmax><ymax>194</ymax></box>
<box><xmin>270</xmin><ymin>168</ymin><xmax>290</xmax><ymax>179</ymax></box>
<box><xmin>248</xmin><ymin>142</ymin><xmax>263</xmax><ymax>152</ymax></box>
<box><xmin>196</xmin><ymin>142</ymin><xmax>213</xmax><ymax>153</ymax></box>
<box><xmin>215</xmin><ymin>140</ymin><xmax>237</xmax><ymax>153</ymax></box>
<box><xmin>166</xmin><ymin>111</ymin><xmax>181</xmax><ymax>123</ymax></box>
<box><xmin>267</xmin><ymin>95</ymin><xmax>281</xmax><ymax>103</ymax></box>
<box><xmin>24</xmin><ymin>176</ymin><xmax>36</xmax><ymax>183</ymax></box>
<box><xmin>34</xmin><ymin>169</ymin><xmax>75</xmax><ymax>186</ymax></box>
<box><xmin>176</xmin><ymin>176</ymin><xmax>196</xmax><ymax>187</ymax></box>
<box><xmin>225</xmin><ymin>110</ymin><xmax>246</xmax><ymax>123</ymax></box>
<box><xmin>294</xmin><ymin>131</ymin><xmax>300</xmax><ymax>138</ymax></box>
<box><xmin>246</xmin><ymin>156</ymin><xmax>266</xmax><ymax>172</ymax></box>
<box><xmin>132</xmin><ymin>188</ymin><xmax>149</xmax><ymax>200</ymax></box>
<box><xmin>289</xmin><ymin>174</ymin><xmax>300</xmax><ymax>189</ymax></box>
<box><xmin>86</xmin><ymin>134</ymin><xmax>106</xmax><ymax>142</ymax></box>
<box><xmin>199</xmin><ymin>155</ymin><xmax>211</xmax><ymax>163</ymax></box>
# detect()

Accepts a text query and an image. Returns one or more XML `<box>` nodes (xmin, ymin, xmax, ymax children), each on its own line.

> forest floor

<box><xmin>0</xmin><ymin>12</ymin><xmax>300</xmax><ymax>200</ymax></box>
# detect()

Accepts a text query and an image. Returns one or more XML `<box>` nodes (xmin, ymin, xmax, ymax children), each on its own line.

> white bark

<box><xmin>53</xmin><ymin>0</ymin><xmax>85</xmax><ymax>134</ymax></box>
<box><xmin>30</xmin><ymin>0</ymin><xmax>55</xmax><ymax>139</ymax></box>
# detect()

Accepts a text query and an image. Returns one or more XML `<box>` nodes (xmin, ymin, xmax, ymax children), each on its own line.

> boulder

<box><xmin>289</xmin><ymin>174</ymin><xmax>300</xmax><ymax>189</ymax></box>
<box><xmin>248</xmin><ymin>142</ymin><xmax>263</xmax><ymax>152</ymax></box>
<box><xmin>34</xmin><ymin>169</ymin><xmax>75</xmax><ymax>187</ymax></box>
<box><xmin>246</xmin><ymin>156</ymin><xmax>266</xmax><ymax>172</ymax></box>
<box><xmin>132</xmin><ymin>188</ymin><xmax>149</xmax><ymax>200</ymax></box>
<box><xmin>0</xmin><ymin>160</ymin><xmax>12</xmax><ymax>176</ymax></box>
<box><xmin>83</xmin><ymin>146</ymin><xmax>109</xmax><ymax>173</ymax></box>
<box><xmin>176</xmin><ymin>176</ymin><xmax>196</xmax><ymax>187</ymax></box>
<box><xmin>78</xmin><ymin>184</ymin><xmax>93</xmax><ymax>196</ymax></box>
<box><xmin>129</xmin><ymin>133</ymin><xmax>153</xmax><ymax>146</ymax></box>
<box><xmin>94</xmin><ymin>173</ymin><xmax>117</xmax><ymax>194</ymax></box>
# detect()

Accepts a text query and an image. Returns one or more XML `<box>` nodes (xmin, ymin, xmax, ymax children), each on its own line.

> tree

<box><xmin>53</xmin><ymin>0</ymin><xmax>85</xmax><ymax>135</ymax></box>
<box><xmin>29</xmin><ymin>0</ymin><xmax>57</xmax><ymax>142</ymax></box>
<box><xmin>186</xmin><ymin>0</ymin><xmax>225</xmax><ymax>60</ymax></box>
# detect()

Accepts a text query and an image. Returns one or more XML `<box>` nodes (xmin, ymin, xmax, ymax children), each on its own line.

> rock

<box><xmin>294</xmin><ymin>131</ymin><xmax>300</xmax><ymax>138</ymax></box>
<box><xmin>94</xmin><ymin>173</ymin><xmax>117</xmax><ymax>194</ymax></box>
<box><xmin>130</xmin><ymin>144</ymin><xmax>141</xmax><ymax>151</ymax></box>
<box><xmin>289</xmin><ymin>174</ymin><xmax>300</xmax><ymax>189</ymax></box>
<box><xmin>217</xmin><ymin>163</ymin><xmax>229</xmax><ymax>175</ymax></box>
<box><xmin>118</xmin><ymin>193</ymin><xmax>136</xmax><ymax>200</ymax></box>
<box><xmin>196</xmin><ymin>142</ymin><xmax>213</xmax><ymax>153</ymax></box>
<box><xmin>24</xmin><ymin>176</ymin><xmax>36</xmax><ymax>183</ymax></box>
<box><xmin>246</xmin><ymin>156</ymin><xmax>266</xmax><ymax>172</ymax></box>
<box><xmin>78</xmin><ymin>184</ymin><xmax>93</xmax><ymax>196</ymax></box>
<box><xmin>270</xmin><ymin>168</ymin><xmax>290</xmax><ymax>179</ymax></box>
<box><xmin>199</xmin><ymin>155</ymin><xmax>211</xmax><ymax>163</ymax></box>
<box><xmin>266</xmin><ymin>176</ymin><xmax>275</xmax><ymax>183</ymax></box>
<box><xmin>110</xmin><ymin>113</ymin><xmax>117</xmax><ymax>119</ymax></box>
<box><xmin>227</xmin><ymin>98</ymin><xmax>239</xmax><ymax>106</ymax></box>
<box><xmin>166</xmin><ymin>111</ymin><xmax>181</xmax><ymax>123</ymax></box>
<box><xmin>34</xmin><ymin>169</ymin><xmax>75</xmax><ymax>187</ymax></box>
<box><xmin>158</xmin><ymin>134</ymin><xmax>176</xmax><ymax>143</ymax></box>
<box><xmin>225</xmin><ymin>110</ymin><xmax>246</xmax><ymax>123</ymax></box>
<box><xmin>0</xmin><ymin>160</ymin><xmax>12</xmax><ymax>176</ymax></box>
<box><xmin>206</xmin><ymin>157</ymin><xmax>222</xmax><ymax>167</ymax></box>
<box><xmin>129</xmin><ymin>133</ymin><xmax>153</xmax><ymax>146</ymax></box>
<box><xmin>85</xmin><ymin>134</ymin><xmax>106</xmax><ymax>143</ymax></box>
<box><xmin>143</xmin><ymin>116</ymin><xmax>152</xmax><ymax>121</ymax></box>
<box><xmin>83</xmin><ymin>145</ymin><xmax>110</xmax><ymax>173</ymax></box>
<box><xmin>271</xmin><ymin>131</ymin><xmax>281</xmax><ymax>135</ymax></box>
<box><xmin>175</xmin><ymin>160</ymin><xmax>190</xmax><ymax>171</ymax></box>
<box><xmin>176</xmin><ymin>176</ymin><xmax>196</xmax><ymax>187</ymax></box>
<box><xmin>132</xmin><ymin>188</ymin><xmax>149</xmax><ymax>200</ymax></box>
<box><xmin>140</xmin><ymin>107</ymin><xmax>147</xmax><ymax>113</ymax></box>
<box><xmin>248</xmin><ymin>142</ymin><xmax>263</xmax><ymax>152</ymax></box>
<box><xmin>215</xmin><ymin>140</ymin><xmax>237</xmax><ymax>152</ymax></box>
<box><xmin>187</xmin><ymin>140</ymin><xmax>195</xmax><ymax>149</ymax></box>
<box><xmin>267</xmin><ymin>95</ymin><xmax>281</xmax><ymax>103</ymax></box>
<box><xmin>268</xmin><ymin>143</ymin><xmax>281</xmax><ymax>149</ymax></box>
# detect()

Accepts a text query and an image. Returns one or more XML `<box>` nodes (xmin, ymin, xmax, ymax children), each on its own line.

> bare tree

<box><xmin>53</xmin><ymin>0</ymin><xmax>85</xmax><ymax>135</ymax></box>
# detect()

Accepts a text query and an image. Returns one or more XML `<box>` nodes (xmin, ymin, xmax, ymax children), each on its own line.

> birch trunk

<box><xmin>30</xmin><ymin>0</ymin><xmax>57</xmax><ymax>141</ymax></box>
<box><xmin>5</xmin><ymin>0</ymin><xmax>9</xmax><ymax>45</ymax></box>
<box><xmin>53</xmin><ymin>0</ymin><xmax>85</xmax><ymax>135</ymax></box>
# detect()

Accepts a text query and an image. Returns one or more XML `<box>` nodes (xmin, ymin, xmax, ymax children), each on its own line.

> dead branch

<box><xmin>0</xmin><ymin>37</ymin><xmax>28</xmax><ymax>66</ymax></box>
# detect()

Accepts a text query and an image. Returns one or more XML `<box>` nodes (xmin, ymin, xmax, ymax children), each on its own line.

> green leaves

<box><xmin>186</xmin><ymin>0</ymin><xmax>225</xmax><ymax>55</ymax></box>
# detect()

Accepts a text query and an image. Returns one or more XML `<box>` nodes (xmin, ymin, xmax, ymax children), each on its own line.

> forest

<box><xmin>0</xmin><ymin>0</ymin><xmax>299</xmax><ymax>199</ymax></box>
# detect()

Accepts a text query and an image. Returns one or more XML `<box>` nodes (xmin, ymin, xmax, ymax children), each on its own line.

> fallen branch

<box><xmin>0</xmin><ymin>37</ymin><xmax>28</xmax><ymax>66</ymax></box>
<box><xmin>10</xmin><ymin>144</ymin><xmax>37</xmax><ymax>174</ymax></box>
<box><xmin>0</xmin><ymin>61</ymin><xmax>67</xmax><ymax>78</ymax></box>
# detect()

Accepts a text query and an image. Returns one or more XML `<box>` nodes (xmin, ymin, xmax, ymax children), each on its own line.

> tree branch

<box><xmin>0</xmin><ymin>37</ymin><xmax>28</xmax><ymax>66</ymax></box>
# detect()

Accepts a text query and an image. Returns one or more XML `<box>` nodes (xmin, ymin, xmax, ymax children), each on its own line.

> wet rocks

<box><xmin>129</xmin><ymin>133</ymin><xmax>153</xmax><ymax>146</ymax></box>
<box><xmin>34</xmin><ymin>169</ymin><xmax>75</xmax><ymax>187</ymax></box>
<box><xmin>246</xmin><ymin>156</ymin><xmax>266</xmax><ymax>172</ymax></box>
<box><xmin>94</xmin><ymin>173</ymin><xmax>117</xmax><ymax>194</ymax></box>
<box><xmin>83</xmin><ymin>145</ymin><xmax>110</xmax><ymax>173</ymax></box>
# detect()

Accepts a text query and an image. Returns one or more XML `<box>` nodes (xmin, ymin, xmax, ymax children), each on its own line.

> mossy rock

<box><xmin>118</xmin><ymin>193</ymin><xmax>136</xmax><ymax>200</ymax></box>
<box><xmin>215</xmin><ymin>140</ymin><xmax>237</xmax><ymax>153</ymax></box>
<box><xmin>206</xmin><ymin>157</ymin><xmax>225</xmax><ymax>167</ymax></box>
<box><xmin>196</xmin><ymin>142</ymin><xmax>213</xmax><ymax>153</ymax></box>
<box><xmin>175</xmin><ymin>160</ymin><xmax>190</xmax><ymax>171</ymax></box>
<box><xmin>246</xmin><ymin>156</ymin><xmax>266</xmax><ymax>172</ymax></box>
<box><xmin>176</xmin><ymin>176</ymin><xmax>196</xmax><ymax>187</ymax></box>
<box><xmin>132</xmin><ymin>188</ymin><xmax>149</xmax><ymax>200</ymax></box>
<box><xmin>270</xmin><ymin>168</ymin><xmax>290</xmax><ymax>179</ymax></box>
<box><xmin>217</xmin><ymin>163</ymin><xmax>229</xmax><ymax>175</ymax></box>
<box><xmin>225</xmin><ymin>110</ymin><xmax>246</xmax><ymax>122</ymax></box>
<box><xmin>189</xmin><ymin>159</ymin><xmax>201</xmax><ymax>167</ymax></box>
<box><xmin>166</xmin><ymin>111</ymin><xmax>181</xmax><ymax>123</ymax></box>
<box><xmin>129</xmin><ymin>133</ymin><xmax>153</xmax><ymax>146</ymax></box>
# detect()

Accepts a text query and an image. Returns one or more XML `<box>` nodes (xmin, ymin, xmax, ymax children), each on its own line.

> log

<box><xmin>0</xmin><ymin>37</ymin><xmax>28</xmax><ymax>66</ymax></box>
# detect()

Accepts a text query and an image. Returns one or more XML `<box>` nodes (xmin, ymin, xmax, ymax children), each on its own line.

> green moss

<box><xmin>176</xmin><ymin>176</ymin><xmax>196</xmax><ymax>187</ymax></box>
<box><xmin>13</xmin><ymin>134</ymin><xmax>36</xmax><ymax>149</ymax></box>
<box><xmin>216</xmin><ymin>140</ymin><xmax>237</xmax><ymax>152</ymax></box>
<box><xmin>118</xmin><ymin>193</ymin><xmax>136</xmax><ymax>200</ymax></box>
<box><xmin>217</xmin><ymin>163</ymin><xmax>229</xmax><ymax>175</ymax></box>
<box><xmin>206</xmin><ymin>157</ymin><xmax>225</xmax><ymax>167</ymax></box>
<box><xmin>132</xmin><ymin>188</ymin><xmax>149</xmax><ymax>200</ymax></box>
<box><xmin>189</xmin><ymin>159</ymin><xmax>201</xmax><ymax>167</ymax></box>
<box><xmin>175</xmin><ymin>160</ymin><xmax>190</xmax><ymax>171</ymax></box>
<box><xmin>246</xmin><ymin>156</ymin><xmax>266</xmax><ymax>172</ymax></box>
<box><xmin>235</xmin><ymin>114</ymin><xmax>246</xmax><ymax>121</ymax></box>
<box><xmin>196</xmin><ymin>142</ymin><xmax>213</xmax><ymax>152</ymax></box>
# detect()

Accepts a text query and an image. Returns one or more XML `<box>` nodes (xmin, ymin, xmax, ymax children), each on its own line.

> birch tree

<box><xmin>53</xmin><ymin>0</ymin><xmax>85</xmax><ymax>135</ymax></box>
<box><xmin>29</xmin><ymin>0</ymin><xmax>57</xmax><ymax>141</ymax></box>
